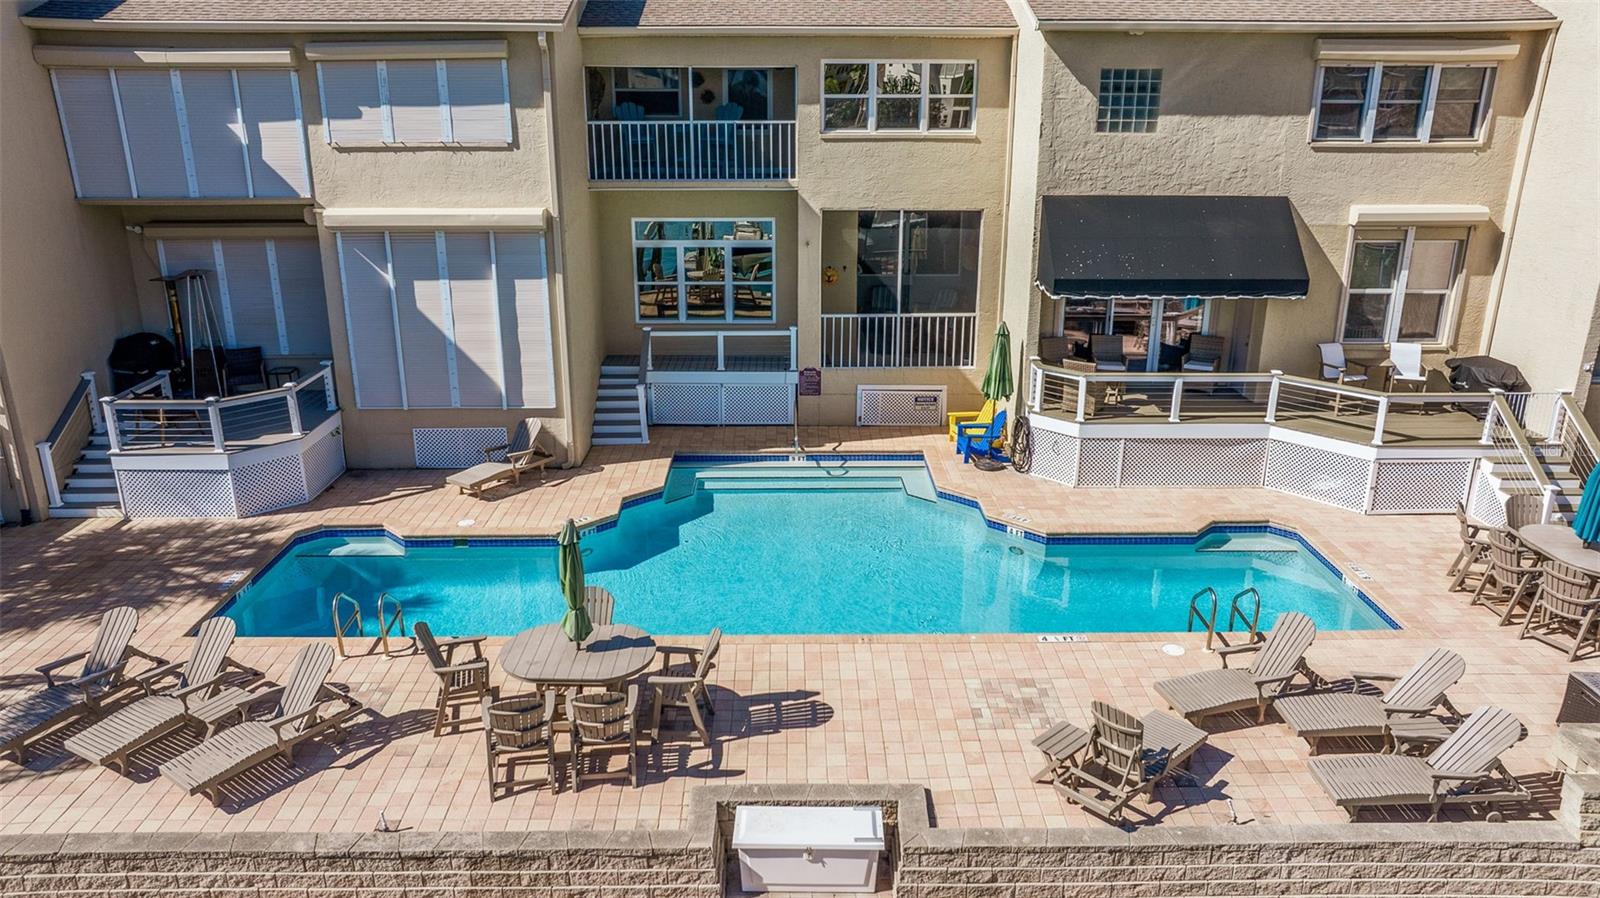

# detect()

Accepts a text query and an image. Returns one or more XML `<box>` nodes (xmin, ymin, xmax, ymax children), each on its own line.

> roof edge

<box><xmin>1035</xmin><ymin>19</ymin><xmax>1557</xmax><ymax>34</ymax></box>
<box><xmin>20</xmin><ymin>16</ymin><xmax>566</xmax><ymax>33</ymax></box>
<box><xmin>577</xmin><ymin>25</ymin><xmax>1018</xmax><ymax>38</ymax></box>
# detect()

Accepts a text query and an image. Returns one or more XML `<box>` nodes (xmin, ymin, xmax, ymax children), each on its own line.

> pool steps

<box><xmin>667</xmin><ymin>461</ymin><xmax>937</xmax><ymax>503</ymax></box>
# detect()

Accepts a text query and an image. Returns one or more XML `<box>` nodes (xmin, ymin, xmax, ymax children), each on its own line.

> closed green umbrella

<box><xmin>981</xmin><ymin>323</ymin><xmax>1013</xmax><ymax>402</ymax></box>
<box><xmin>557</xmin><ymin>519</ymin><xmax>592</xmax><ymax>645</ymax></box>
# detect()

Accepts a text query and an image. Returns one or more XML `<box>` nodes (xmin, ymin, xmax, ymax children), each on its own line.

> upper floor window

<box><xmin>316</xmin><ymin>58</ymin><xmax>511</xmax><ymax>146</ymax></box>
<box><xmin>634</xmin><ymin>219</ymin><xmax>776</xmax><ymax>323</ymax></box>
<box><xmin>1313</xmin><ymin>64</ymin><xmax>1494</xmax><ymax>144</ymax></box>
<box><xmin>821</xmin><ymin>61</ymin><xmax>976</xmax><ymax>133</ymax></box>
<box><xmin>48</xmin><ymin>66</ymin><xmax>309</xmax><ymax>199</ymax></box>
<box><xmin>1341</xmin><ymin>227</ymin><xmax>1464</xmax><ymax>343</ymax></box>
<box><xmin>1097</xmin><ymin>68</ymin><xmax>1162</xmax><ymax>133</ymax></box>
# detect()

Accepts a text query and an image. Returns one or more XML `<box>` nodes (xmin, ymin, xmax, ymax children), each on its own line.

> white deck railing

<box><xmin>642</xmin><ymin>326</ymin><xmax>798</xmax><ymax>373</ymax></box>
<box><xmin>821</xmin><ymin>313</ymin><xmax>978</xmax><ymax>369</ymax></box>
<box><xmin>101</xmin><ymin>363</ymin><xmax>336</xmax><ymax>453</ymax></box>
<box><xmin>586</xmin><ymin>120</ymin><xmax>796</xmax><ymax>181</ymax></box>
<box><xmin>34</xmin><ymin>370</ymin><xmax>111</xmax><ymax>507</ymax></box>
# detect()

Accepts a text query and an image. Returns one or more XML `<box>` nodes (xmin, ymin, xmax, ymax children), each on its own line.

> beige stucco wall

<box><xmin>1026</xmin><ymin>29</ymin><xmax>1549</xmax><ymax>381</ymax></box>
<box><xmin>1</xmin><ymin>14</ymin><xmax>141</xmax><ymax>519</ymax></box>
<box><xmin>1489</xmin><ymin>2</ymin><xmax>1600</xmax><ymax>396</ymax></box>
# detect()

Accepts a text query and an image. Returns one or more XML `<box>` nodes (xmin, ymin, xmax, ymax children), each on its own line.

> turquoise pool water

<box><xmin>222</xmin><ymin>458</ymin><xmax>1393</xmax><ymax>637</ymax></box>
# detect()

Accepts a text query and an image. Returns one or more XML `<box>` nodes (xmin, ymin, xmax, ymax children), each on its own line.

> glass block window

<box><xmin>1097</xmin><ymin>68</ymin><xmax>1162</xmax><ymax>133</ymax></box>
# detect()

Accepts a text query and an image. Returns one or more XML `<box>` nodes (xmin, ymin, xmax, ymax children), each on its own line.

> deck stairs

<box><xmin>52</xmin><ymin>432</ymin><xmax>122</xmax><ymax>518</ymax></box>
<box><xmin>1481</xmin><ymin>444</ymin><xmax>1583</xmax><ymax>522</ymax></box>
<box><xmin>593</xmin><ymin>360</ymin><xmax>648</xmax><ymax>445</ymax></box>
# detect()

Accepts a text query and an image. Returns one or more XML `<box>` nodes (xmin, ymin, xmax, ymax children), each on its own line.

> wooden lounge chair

<box><xmin>1519</xmin><ymin>560</ymin><xmax>1600</xmax><ymax>661</ymax></box>
<box><xmin>159</xmin><ymin>643</ymin><xmax>363</xmax><ymax>806</ymax></box>
<box><xmin>569</xmin><ymin>686</ymin><xmax>640</xmax><ymax>789</ymax></box>
<box><xmin>65</xmin><ymin>618</ymin><xmax>264</xmax><ymax>772</ymax></box>
<box><xmin>1503</xmin><ymin>494</ymin><xmax>1546</xmax><ymax>530</ymax></box>
<box><xmin>1471</xmin><ymin>528</ymin><xmax>1541</xmax><ymax>623</ymax></box>
<box><xmin>482</xmin><ymin>691</ymin><xmax>558</xmax><ymax>800</ymax></box>
<box><xmin>0</xmin><ymin>606</ymin><xmax>147</xmax><ymax>764</ymax></box>
<box><xmin>1275</xmin><ymin>648</ymin><xmax>1465</xmax><ymax>754</ymax></box>
<box><xmin>1448</xmin><ymin>502</ymin><xmax>1493</xmax><ymax>593</ymax></box>
<box><xmin>1051</xmin><ymin>702</ymin><xmax>1209</xmax><ymax>826</ymax></box>
<box><xmin>1308</xmin><ymin>705</ymin><xmax>1529</xmax><ymax>821</ymax></box>
<box><xmin>445</xmin><ymin>418</ymin><xmax>553</xmax><ymax>499</ymax></box>
<box><xmin>584</xmin><ymin>586</ymin><xmax>616</xmax><ymax>627</ymax></box>
<box><xmin>414</xmin><ymin>621</ymin><xmax>494</xmax><ymax>737</ymax></box>
<box><xmin>649</xmin><ymin>627</ymin><xmax>721</xmax><ymax>746</ymax></box>
<box><xmin>1154</xmin><ymin>611</ymin><xmax>1318</xmax><ymax>725</ymax></box>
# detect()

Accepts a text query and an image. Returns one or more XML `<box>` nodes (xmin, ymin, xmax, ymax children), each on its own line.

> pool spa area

<box><xmin>221</xmin><ymin>455</ymin><xmax>1394</xmax><ymax>637</ymax></box>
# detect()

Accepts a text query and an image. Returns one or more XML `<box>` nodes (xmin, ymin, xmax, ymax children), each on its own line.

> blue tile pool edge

<box><xmin>210</xmin><ymin>452</ymin><xmax>1400</xmax><ymax>631</ymax></box>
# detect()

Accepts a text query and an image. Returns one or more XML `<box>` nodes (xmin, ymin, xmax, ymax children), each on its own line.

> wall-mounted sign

<box><xmin>798</xmin><ymin>367</ymin><xmax>822</xmax><ymax>396</ymax></box>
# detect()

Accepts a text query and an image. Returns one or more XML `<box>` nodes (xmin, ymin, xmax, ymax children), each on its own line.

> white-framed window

<box><xmin>1313</xmin><ymin>63</ymin><xmax>1494</xmax><ymax>143</ymax></box>
<box><xmin>609</xmin><ymin>67</ymin><xmax>684</xmax><ymax>118</ymax></box>
<box><xmin>335</xmin><ymin>230</ymin><xmax>555</xmax><ymax>409</ymax></box>
<box><xmin>633</xmin><ymin>219</ymin><xmax>776</xmax><ymax>323</ymax></box>
<box><xmin>317</xmin><ymin>59</ymin><xmax>512</xmax><ymax>147</ymax></box>
<box><xmin>821</xmin><ymin>61</ymin><xmax>976</xmax><ymax>133</ymax></box>
<box><xmin>157</xmin><ymin>236</ymin><xmax>331</xmax><ymax>356</ymax></box>
<box><xmin>1341</xmin><ymin>228</ymin><xmax>1464</xmax><ymax>343</ymax></box>
<box><xmin>48</xmin><ymin>66</ymin><xmax>310</xmax><ymax>199</ymax></box>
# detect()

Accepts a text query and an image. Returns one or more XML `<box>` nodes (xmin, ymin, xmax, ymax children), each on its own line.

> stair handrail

<box><xmin>1488</xmin><ymin>391</ymin><xmax>1558</xmax><ymax>524</ymax></box>
<box><xmin>637</xmin><ymin>328</ymin><xmax>652</xmax><ymax>443</ymax></box>
<box><xmin>1555</xmin><ymin>393</ymin><xmax>1599</xmax><ymax>483</ymax></box>
<box><xmin>35</xmin><ymin>372</ymin><xmax>103</xmax><ymax>508</ymax></box>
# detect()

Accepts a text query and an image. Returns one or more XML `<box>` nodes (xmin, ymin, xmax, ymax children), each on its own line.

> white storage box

<box><xmin>732</xmin><ymin>805</ymin><xmax>886</xmax><ymax>893</ymax></box>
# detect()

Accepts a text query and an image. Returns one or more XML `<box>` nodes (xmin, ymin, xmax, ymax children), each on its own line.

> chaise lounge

<box><xmin>446</xmin><ymin>418</ymin><xmax>554</xmax><ymax>499</ymax></box>
<box><xmin>1274</xmin><ymin>648</ymin><xmax>1465</xmax><ymax>754</ymax></box>
<box><xmin>1153</xmin><ymin>611</ymin><xmax>1318</xmax><ymax>725</ymax></box>
<box><xmin>1</xmin><ymin>606</ymin><xmax>149</xmax><ymax>764</ymax></box>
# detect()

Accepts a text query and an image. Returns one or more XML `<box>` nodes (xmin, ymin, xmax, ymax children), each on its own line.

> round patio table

<box><xmin>499</xmin><ymin>623</ymin><xmax>657</xmax><ymax>691</ymax></box>
<box><xmin>1518</xmin><ymin>524</ymin><xmax>1600</xmax><ymax>577</ymax></box>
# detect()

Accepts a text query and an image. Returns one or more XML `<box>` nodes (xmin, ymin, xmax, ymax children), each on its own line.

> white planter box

<box><xmin>732</xmin><ymin>805</ymin><xmax>886</xmax><ymax>893</ymax></box>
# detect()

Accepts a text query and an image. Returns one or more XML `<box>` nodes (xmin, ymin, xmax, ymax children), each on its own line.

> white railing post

<box><xmin>1481</xmin><ymin>388</ymin><xmax>1502</xmax><ymax>445</ymax></box>
<box><xmin>643</xmin><ymin>327</ymin><xmax>654</xmax><ymax>372</ymax></box>
<box><xmin>1548</xmin><ymin>393</ymin><xmax>1569</xmax><ymax>447</ymax></box>
<box><xmin>1074</xmin><ymin>376</ymin><xmax>1088</xmax><ymax>423</ymax></box>
<box><xmin>82</xmin><ymin>370</ymin><xmax>104</xmax><ymax>433</ymax></box>
<box><xmin>636</xmin><ymin>383</ymin><xmax>650</xmax><ymax>443</ymax></box>
<box><xmin>1264</xmin><ymin>370</ymin><xmax>1284</xmax><ymax>423</ymax></box>
<box><xmin>1540</xmin><ymin>485</ymin><xmax>1558</xmax><ymax>525</ymax></box>
<box><xmin>716</xmin><ymin>334</ymin><xmax>726</xmax><ymax>371</ymax></box>
<box><xmin>285</xmin><ymin>385</ymin><xmax>304</xmax><ymax>437</ymax></box>
<box><xmin>320</xmin><ymin>361</ymin><xmax>335</xmax><ymax>411</ymax></box>
<box><xmin>788</xmin><ymin>326</ymin><xmax>798</xmax><ymax>370</ymax></box>
<box><xmin>34</xmin><ymin>442</ymin><xmax>62</xmax><ymax>507</ymax></box>
<box><xmin>1030</xmin><ymin>362</ymin><xmax>1043</xmax><ymax>414</ymax></box>
<box><xmin>1168</xmin><ymin>380</ymin><xmax>1184</xmax><ymax>423</ymax></box>
<box><xmin>205</xmin><ymin>397</ymin><xmax>226</xmax><ymax>453</ymax></box>
<box><xmin>1370</xmin><ymin>394</ymin><xmax>1390</xmax><ymax>446</ymax></box>
<box><xmin>157</xmin><ymin>369</ymin><xmax>173</xmax><ymax>397</ymax></box>
<box><xmin>100</xmin><ymin>397</ymin><xmax>122</xmax><ymax>452</ymax></box>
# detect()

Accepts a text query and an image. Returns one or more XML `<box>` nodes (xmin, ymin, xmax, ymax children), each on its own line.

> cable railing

<box><xmin>1484</xmin><ymin>392</ymin><xmax>1558</xmax><ymax>523</ymax></box>
<box><xmin>1553</xmin><ymin>393</ymin><xmax>1599</xmax><ymax>484</ymax></box>
<box><xmin>102</xmin><ymin>363</ymin><xmax>337</xmax><ymax>453</ymax></box>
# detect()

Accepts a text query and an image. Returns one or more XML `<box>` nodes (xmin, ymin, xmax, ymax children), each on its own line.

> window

<box><xmin>1341</xmin><ymin>228</ymin><xmax>1463</xmax><ymax>343</ymax></box>
<box><xmin>610</xmin><ymin>67</ymin><xmax>684</xmax><ymax>118</ymax></box>
<box><xmin>336</xmin><ymin>230</ymin><xmax>554</xmax><ymax>409</ymax></box>
<box><xmin>1313</xmin><ymin>64</ymin><xmax>1494</xmax><ymax>143</ymax></box>
<box><xmin>317</xmin><ymin>59</ymin><xmax>511</xmax><ymax>146</ymax></box>
<box><xmin>157</xmin><ymin>237</ymin><xmax>331</xmax><ymax>357</ymax></box>
<box><xmin>633</xmin><ymin>220</ymin><xmax>776</xmax><ymax>323</ymax></box>
<box><xmin>856</xmin><ymin>211</ymin><xmax>981</xmax><ymax>314</ymax></box>
<box><xmin>821</xmin><ymin>61</ymin><xmax>975</xmax><ymax>133</ymax></box>
<box><xmin>1097</xmin><ymin>68</ymin><xmax>1162</xmax><ymax>133</ymax></box>
<box><xmin>49</xmin><ymin>67</ymin><xmax>309</xmax><ymax>199</ymax></box>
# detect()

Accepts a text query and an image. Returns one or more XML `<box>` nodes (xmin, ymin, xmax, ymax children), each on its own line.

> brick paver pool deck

<box><xmin>1</xmin><ymin>427</ymin><xmax>1591</xmax><ymax>836</ymax></box>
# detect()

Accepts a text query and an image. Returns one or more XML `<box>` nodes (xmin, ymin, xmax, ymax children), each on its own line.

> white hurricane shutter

<box><xmin>390</xmin><ymin>233</ymin><xmax>455</xmax><ymax>408</ymax></box>
<box><xmin>177</xmin><ymin>70</ymin><xmax>250</xmax><ymax>197</ymax></box>
<box><xmin>385</xmin><ymin>60</ymin><xmax>446</xmax><ymax>144</ymax></box>
<box><xmin>219</xmin><ymin>240</ymin><xmax>278</xmax><ymax>349</ymax></box>
<box><xmin>495</xmin><ymin>233</ymin><xmax>555</xmax><ymax>409</ymax></box>
<box><xmin>274</xmin><ymin>237</ymin><xmax>332</xmax><ymax>356</ymax></box>
<box><xmin>238</xmin><ymin>69</ymin><xmax>309</xmax><ymax>197</ymax></box>
<box><xmin>320</xmin><ymin>61</ymin><xmax>385</xmax><ymax>145</ymax></box>
<box><xmin>338</xmin><ymin>234</ymin><xmax>404</xmax><ymax>408</ymax></box>
<box><xmin>115</xmin><ymin>69</ymin><xmax>190</xmax><ymax>197</ymax></box>
<box><xmin>444</xmin><ymin>232</ymin><xmax>503</xmax><ymax>407</ymax></box>
<box><xmin>51</xmin><ymin>69</ymin><xmax>132</xmax><ymax>198</ymax></box>
<box><xmin>445</xmin><ymin>59</ymin><xmax>510</xmax><ymax>144</ymax></box>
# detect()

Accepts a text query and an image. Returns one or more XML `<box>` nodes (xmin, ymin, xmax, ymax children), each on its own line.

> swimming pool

<box><xmin>221</xmin><ymin>456</ymin><xmax>1395</xmax><ymax>637</ymax></box>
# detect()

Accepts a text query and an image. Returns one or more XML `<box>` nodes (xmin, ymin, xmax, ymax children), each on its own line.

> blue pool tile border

<box><xmin>674</xmin><ymin>452</ymin><xmax>924</xmax><ymax>464</ymax></box>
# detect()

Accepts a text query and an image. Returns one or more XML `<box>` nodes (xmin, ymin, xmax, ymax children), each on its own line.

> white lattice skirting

<box><xmin>1024</xmin><ymin>422</ymin><xmax>1474</xmax><ymax>515</ymax></box>
<box><xmin>117</xmin><ymin>420</ymin><xmax>346</xmax><ymax>519</ymax></box>
<box><xmin>413</xmin><ymin>427</ymin><xmax>510</xmax><ymax>468</ymax></box>
<box><xmin>649</xmin><ymin>383</ymin><xmax>794</xmax><ymax>426</ymax></box>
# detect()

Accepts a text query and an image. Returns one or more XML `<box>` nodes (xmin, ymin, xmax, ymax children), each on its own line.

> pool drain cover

<box><xmin>1161</xmin><ymin>643</ymin><xmax>1185</xmax><ymax>656</ymax></box>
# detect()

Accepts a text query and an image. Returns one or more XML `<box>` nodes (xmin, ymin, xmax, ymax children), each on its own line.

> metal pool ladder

<box><xmin>1187</xmin><ymin>587</ymin><xmax>1265</xmax><ymax>651</ymax></box>
<box><xmin>331</xmin><ymin>591</ymin><xmax>413</xmax><ymax>657</ymax></box>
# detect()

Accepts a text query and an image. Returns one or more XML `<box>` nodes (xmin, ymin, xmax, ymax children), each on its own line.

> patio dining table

<box><xmin>1518</xmin><ymin>524</ymin><xmax>1600</xmax><ymax>577</ymax></box>
<box><xmin>500</xmin><ymin>623</ymin><xmax>658</xmax><ymax>691</ymax></box>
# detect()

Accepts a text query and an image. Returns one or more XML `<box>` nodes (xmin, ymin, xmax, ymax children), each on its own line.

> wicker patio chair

<box><xmin>649</xmin><ymin>628</ymin><xmax>721</xmax><ymax>746</ymax></box>
<box><xmin>414</xmin><ymin>621</ymin><xmax>494</xmax><ymax>736</ymax></box>
<box><xmin>0</xmin><ymin>606</ymin><xmax>149</xmax><ymax>764</ymax></box>
<box><xmin>569</xmin><ymin>686</ymin><xmax>640</xmax><ymax>789</ymax></box>
<box><xmin>1275</xmin><ymin>648</ymin><xmax>1465</xmax><ymax>754</ymax></box>
<box><xmin>1470</xmin><ymin>529</ymin><xmax>1542</xmax><ymax>624</ymax></box>
<box><xmin>1051</xmin><ymin>701</ymin><xmax>1209</xmax><ymax>826</ymax></box>
<box><xmin>1519</xmin><ymin>561</ymin><xmax>1600</xmax><ymax>661</ymax></box>
<box><xmin>1153</xmin><ymin>612</ymin><xmax>1318</xmax><ymax>725</ymax></box>
<box><xmin>482</xmin><ymin>691</ymin><xmax>558</xmax><ymax>800</ymax></box>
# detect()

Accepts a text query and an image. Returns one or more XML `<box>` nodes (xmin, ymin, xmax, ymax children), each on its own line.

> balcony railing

<box><xmin>587</xmin><ymin>120</ymin><xmax>796</xmax><ymax>181</ymax></box>
<box><xmin>643</xmin><ymin>326</ymin><xmax>798</xmax><ymax>374</ymax></box>
<box><xmin>821</xmin><ymin>313</ymin><xmax>978</xmax><ymax>369</ymax></box>
<box><xmin>102</xmin><ymin>364</ymin><xmax>337</xmax><ymax>453</ymax></box>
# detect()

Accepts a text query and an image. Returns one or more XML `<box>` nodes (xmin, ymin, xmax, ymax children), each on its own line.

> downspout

<box><xmin>997</xmin><ymin>18</ymin><xmax>1022</xmax><ymax>355</ymax></box>
<box><xmin>1478</xmin><ymin>23</ymin><xmax>1560</xmax><ymax>355</ymax></box>
<box><xmin>538</xmin><ymin>30</ymin><xmax>580</xmax><ymax>465</ymax></box>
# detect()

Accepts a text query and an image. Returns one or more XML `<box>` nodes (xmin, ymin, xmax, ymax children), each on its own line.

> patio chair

<box><xmin>1153</xmin><ymin>611</ymin><xmax>1318</xmax><ymax>725</ymax></box>
<box><xmin>946</xmin><ymin>398</ymin><xmax>997</xmax><ymax>442</ymax></box>
<box><xmin>445</xmin><ymin>418</ymin><xmax>553</xmax><ymax>499</ymax></box>
<box><xmin>414</xmin><ymin>621</ymin><xmax>494</xmax><ymax>737</ymax></box>
<box><xmin>1318</xmin><ymin>343</ymin><xmax>1371</xmax><ymax>386</ymax></box>
<box><xmin>223</xmin><ymin>346</ymin><xmax>267</xmax><ymax>395</ymax></box>
<box><xmin>649</xmin><ymin>627</ymin><xmax>721</xmax><ymax>746</ymax></box>
<box><xmin>1470</xmin><ymin>528</ymin><xmax>1541</xmax><ymax>624</ymax></box>
<box><xmin>1448</xmin><ymin>502</ymin><xmax>1494</xmax><ymax>592</ymax></box>
<box><xmin>1388</xmin><ymin>342</ymin><xmax>1430</xmax><ymax>393</ymax></box>
<box><xmin>481</xmin><ymin>691</ymin><xmax>559</xmax><ymax>800</ymax></box>
<box><xmin>956</xmin><ymin>409</ymin><xmax>1007</xmax><ymax>463</ymax></box>
<box><xmin>65</xmin><ymin>618</ymin><xmax>265</xmax><ymax>773</ymax></box>
<box><xmin>1504</xmin><ymin>494</ymin><xmax>1546</xmax><ymax>530</ymax></box>
<box><xmin>1518</xmin><ymin>560</ymin><xmax>1600</xmax><ymax>661</ymax></box>
<box><xmin>1090</xmin><ymin>335</ymin><xmax>1127</xmax><ymax>372</ymax></box>
<box><xmin>159</xmin><ymin>643</ymin><xmax>364</xmax><ymax>806</ymax></box>
<box><xmin>1051</xmin><ymin>701</ymin><xmax>1209</xmax><ymax>826</ymax></box>
<box><xmin>1308</xmin><ymin>705</ymin><xmax>1529</xmax><ymax>821</ymax></box>
<box><xmin>569</xmin><ymin>686</ymin><xmax>640</xmax><ymax>789</ymax></box>
<box><xmin>584</xmin><ymin>586</ymin><xmax>617</xmax><ymax>627</ymax></box>
<box><xmin>1181</xmin><ymin>334</ymin><xmax>1225</xmax><ymax>373</ymax></box>
<box><xmin>0</xmin><ymin>605</ymin><xmax>146</xmax><ymax>764</ymax></box>
<box><xmin>1275</xmin><ymin>648</ymin><xmax>1465</xmax><ymax>755</ymax></box>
